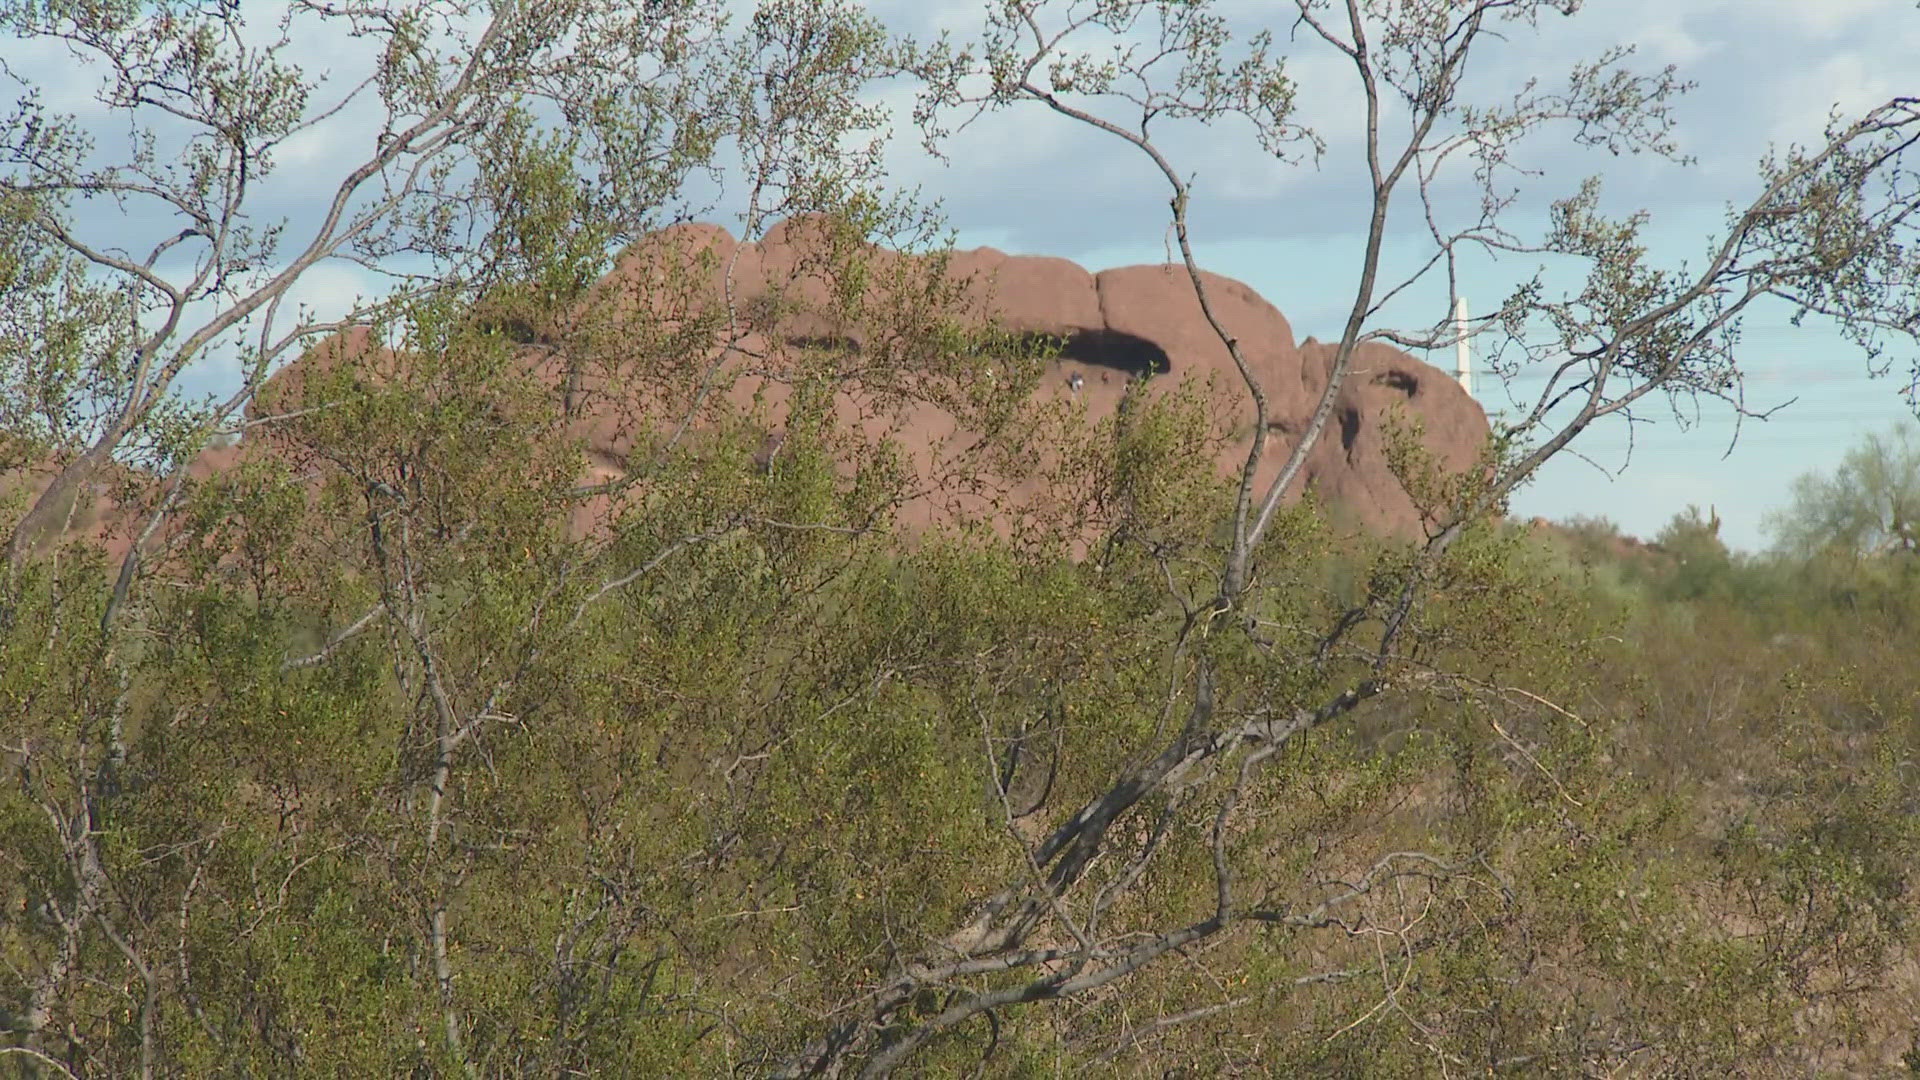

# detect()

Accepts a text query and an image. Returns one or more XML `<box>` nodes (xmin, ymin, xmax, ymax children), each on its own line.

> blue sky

<box><xmin>859</xmin><ymin>0</ymin><xmax>1920</xmax><ymax>551</ymax></box>
<box><xmin>8</xmin><ymin>0</ymin><xmax>1914</xmax><ymax>552</ymax></box>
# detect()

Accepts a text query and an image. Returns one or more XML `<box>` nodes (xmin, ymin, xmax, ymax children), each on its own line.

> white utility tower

<box><xmin>1453</xmin><ymin>295</ymin><xmax>1473</xmax><ymax>398</ymax></box>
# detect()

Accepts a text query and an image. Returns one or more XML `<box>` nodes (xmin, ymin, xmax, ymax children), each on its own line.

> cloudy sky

<box><xmin>9</xmin><ymin>0</ymin><xmax>1915</xmax><ymax>550</ymax></box>
<box><xmin>855</xmin><ymin>0</ymin><xmax>1920</xmax><ymax>551</ymax></box>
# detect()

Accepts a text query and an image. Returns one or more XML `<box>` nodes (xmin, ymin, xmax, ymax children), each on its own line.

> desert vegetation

<box><xmin>3</xmin><ymin>0</ymin><xmax>1919</xmax><ymax>1076</ymax></box>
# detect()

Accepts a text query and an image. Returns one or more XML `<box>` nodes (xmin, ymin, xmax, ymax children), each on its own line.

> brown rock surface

<box><xmin>9</xmin><ymin>218</ymin><xmax>1492</xmax><ymax>560</ymax></box>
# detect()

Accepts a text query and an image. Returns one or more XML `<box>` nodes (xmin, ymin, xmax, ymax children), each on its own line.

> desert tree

<box><xmin>0</xmin><ymin>0</ymin><xmax>993</xmax><ymax>1073</ymax></box>
<box><xmin>1767</xmin><ymin>419</ymin><xmax>1920</xmax><ymax>559</ymax></box>
<box><xmin>769</xmin><ymin>0</ymin><xmax>1920</xmax><ymax>1072</ymax></box>
<box><xmin>0</xmin><ymin>0</ymin><xmax>727</xmax><ymax>1065</ymax></box>
<box><xmin>5</xmin><ymin>0</ymin><xmax>1918</xmax><ymax>1074</ymax></box>
<box><xmin>0</xmin><ymin>0</ymin><xmax>746</xmax><ymax>569</ymax></box>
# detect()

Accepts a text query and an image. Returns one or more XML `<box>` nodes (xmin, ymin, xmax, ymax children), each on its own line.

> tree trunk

<box><xmin>7</xmin><ymin>443</ymin><xmax>113</xmax><ymax>564</ymax></box>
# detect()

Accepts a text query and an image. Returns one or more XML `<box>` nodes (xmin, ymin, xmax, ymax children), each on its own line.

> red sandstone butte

<box><xmin>559</xmin><ymin>217</ymin><xmax>1491</xmax><ymax>539</ymax></box>
<box><xmin>8</xmin><ymin>217</ymin><xmax>1491</xmax><ymax>561</ymax></box>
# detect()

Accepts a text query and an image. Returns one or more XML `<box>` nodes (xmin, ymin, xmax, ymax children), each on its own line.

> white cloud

<box><xmin>1761</xmin><ymin>51</ymin><xmax>1904</xmax><ymax>148</ymax></box>
<box><xmin>9</xmin><ymin>0</ymin><xmax>1913</xmax><ymax>538</ymax></box>
<box><xmin>1758</xmin><ymin>0</ymin><xmax>1909</xmax><ymax>37</ymax></box>
<box><xmin>275</xmin><ymin>260</ymin><xmax>384</xmax><ymax>330</ymax></box>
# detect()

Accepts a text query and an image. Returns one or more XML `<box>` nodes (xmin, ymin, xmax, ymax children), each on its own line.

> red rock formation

<box><xmin>9</xmin><ymin>217</ymin><xmax>1492</xmax><ymax>561</ymax></box>
<box><xmin>568</xmin><ymin>218</ymin><xmax>1491</xmax><ymax>539</ymax></box>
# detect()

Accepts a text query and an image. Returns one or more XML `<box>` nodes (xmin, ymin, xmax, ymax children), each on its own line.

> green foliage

<box><xmin>9</xmin><ymin>334</ymin><xmax>1920</xmax><ymax>1073</ymax></box>
<box><xmin>6</xmin><ymin>2</ymin><xmax>1920</xmax><ymax>1075</ymax></box>
<box><xmin>1654</xmin><ymin>503</ymin><xmax>1735</xmax><ymax>601</ymax></box>
<box><xmin>1768</xmin><ymin>419</ymin><xmax>1920</xmax><ymax>559</ymax></box>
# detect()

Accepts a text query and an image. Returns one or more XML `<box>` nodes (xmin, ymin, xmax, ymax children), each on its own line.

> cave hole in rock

<box><xmin>785</xmin><ymin>334</ymin><xmax>864</xmax><ymax>354</ymax></box>
<box><xmin>1338</xmin><ymin>405</ymin><xmax>1362</xmax><ymax>454</ymax></box>
<box><xmin>474</xmin><ymin>314</ymin><xmax>545</xmax><ymax>345</ymax></box>
<box><xmin>1372</xmin><ymin>368</ymin><xmax>1419</xmax><ymax>397</ymax></box>
<box><xmin>778</xmin><ymin>327</ymin><xmax>1173</xmax><ymax>380</ymax></box>
<box><xmin>1031</xmin><ymin>327</ymin><xmax>1172</xmax><ymax>380</ymax></box>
